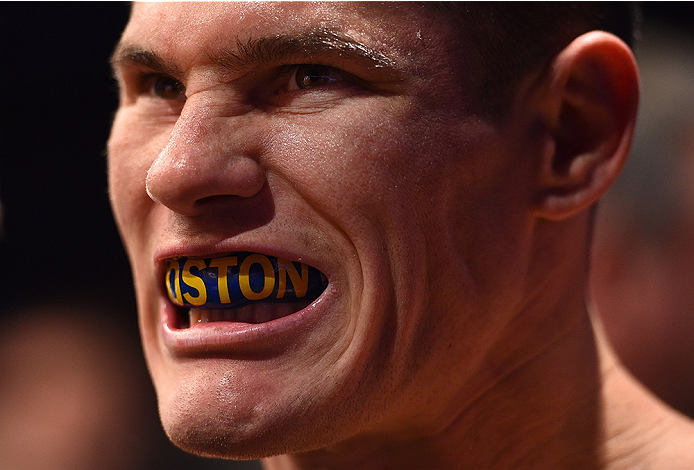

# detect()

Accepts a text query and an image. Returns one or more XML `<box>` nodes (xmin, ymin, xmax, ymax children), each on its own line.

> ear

<box><xmin>531</xmin><ymin>31</ymin><xmax>639</xmax><ymax>221</ymax></box>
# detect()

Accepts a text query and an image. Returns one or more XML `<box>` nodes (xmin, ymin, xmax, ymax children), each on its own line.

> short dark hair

<box><xmin>431</xmin><ymin>2</ymin><xmax>638</xmax><ymax>118</ymax></box>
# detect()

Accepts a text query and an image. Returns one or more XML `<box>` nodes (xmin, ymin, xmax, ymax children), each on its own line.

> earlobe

<box><xmin>531</xmin><ymin>31</ymin><xmax>639</xmax><ymax>221</ymax></box>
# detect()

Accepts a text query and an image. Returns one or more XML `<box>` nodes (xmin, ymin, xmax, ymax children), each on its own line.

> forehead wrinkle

<box><xmin>207</xmin><ymin>28</ymin><xmax>395</xmax><ymax>74</ymax></box>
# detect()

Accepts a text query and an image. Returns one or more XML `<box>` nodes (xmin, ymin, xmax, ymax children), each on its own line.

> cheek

<box><xmin>265</xmin><ymin>107</ymin><xmax>423</xmax><ymax>219</ymax></box>
<box><xmin>263</xmin><ymin>109</ymin><xmax>430</xmax><ymax>317</ymax></box>
<box><xmin>107</xmin><ymin>110</ymin><xmax>172</xmax><ymax>253</ymax></box>
<box><xmin>264</xmin><ymin>103</ymin><xmax>496</xmax><ymax>250</ymax></box>
<box><xmin>264</xmin><ymin>108</ymin><xmax>500</xmax><ymax>326</ymax></box>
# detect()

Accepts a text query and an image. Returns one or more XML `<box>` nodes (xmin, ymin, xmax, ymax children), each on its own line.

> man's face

<box><xmin>109</xmin><ymin>2</ymin><xmax>536</xmax><ymax>458</ymax></box>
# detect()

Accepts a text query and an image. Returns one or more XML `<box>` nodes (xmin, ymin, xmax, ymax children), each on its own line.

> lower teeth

<box><xmin>186</xmin><ymin>300</ymin><xmax>311</xmax><ymax>326</ymax></box>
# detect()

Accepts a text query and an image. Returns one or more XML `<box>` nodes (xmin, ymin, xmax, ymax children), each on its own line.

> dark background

<box><xmin>0</xmin><ymin>3</ymin><xmax>259</xmax><ymax>469</ymax></box>
<box><xmin>2</xmin><ymin>1</ymin><xmax>693</xmax><ymax>318</ymax></box>
<box><xmin>1</xmin><ymin>2</ymin><xmax>133</xmax><ymax>313</ymax></box>
<box><xmin>0</xmin><ymin>2</ymin><xmax>692</xmax><ymax>469</ymax></box>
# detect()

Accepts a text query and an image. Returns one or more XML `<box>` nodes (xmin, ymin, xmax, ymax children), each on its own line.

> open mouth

<box><xmin>165</xmin><ymin>252</ymin><xmax>328</xmax><ymax>329</ymax></box>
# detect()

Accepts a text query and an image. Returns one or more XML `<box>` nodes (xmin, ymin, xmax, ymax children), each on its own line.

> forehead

<box><xmin>121</xmin><ymin>2</ymin><xmax>461</xmax><ymax>74</ymax></box>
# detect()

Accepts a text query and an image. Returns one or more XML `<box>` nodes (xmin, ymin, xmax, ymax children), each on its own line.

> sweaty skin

<box><xmin>108</xmin><ymin>3</ymin><xmax>694</xmax><ymax>469</ymax></box>
<box><xmin>109</xmin><ymin>3</ymin><xmax>524</xmax><ymax>461</ymax></box>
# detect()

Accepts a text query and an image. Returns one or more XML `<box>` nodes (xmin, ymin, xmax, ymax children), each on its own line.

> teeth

<box><xmin>207</xmin><ymin>309</ymin><xmax>227</xmax><ymax>322</ymax></box>
<box><xmin>186</xmin><ymin>300</ymin><xmax>312</xmax><ymax>327</ymax></box>
<box><xmin>269</xmin><ymin>303</ymin><xmax>297</xmax><ymax>320</ymax></box>
<box><xmin>235</xmin><ymin>304</ymin><xmax>254</xmax><ymax>323</ymax></box>
<box><xmin>189</xmin><ymin>310</ymin><xmax>202</xmax><ymax>324</ymax></box>
<box><xmin>252</xmin><ymin>304</ymin><xmax>274</xmax><ymax>323</ymax></box>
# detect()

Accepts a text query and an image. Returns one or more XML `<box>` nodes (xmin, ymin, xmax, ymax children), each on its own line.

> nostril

<box><xmin>193</xmin><ymin>192</ymin><xmax>260</xmax><ymax>208</ymax></box>
<box><xmin>143</xmin><ymin>100</ymin><xmax>267</xmax><ymax>214</ymax></box>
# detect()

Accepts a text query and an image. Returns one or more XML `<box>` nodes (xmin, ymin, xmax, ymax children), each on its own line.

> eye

<box><xmin>288</xmin><ymin>64</ymin><xmax>347</xmax><ymax>91</ymax></box>
<box><xmin>151</xmin><ymin>75</ymin><xmax>186</xmax><ymax>100</ymax></box>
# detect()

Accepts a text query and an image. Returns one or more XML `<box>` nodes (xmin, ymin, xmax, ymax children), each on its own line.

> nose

<box><xmin>145</xmin><ymin>95</ymin><xmax>266</xmax><ymax>216</ymax></box>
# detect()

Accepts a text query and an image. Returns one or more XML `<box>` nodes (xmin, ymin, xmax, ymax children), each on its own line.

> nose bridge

<box><xmin>145</xmin><ymin>91</ymin><xmax>265</xmax><ymax>214</ymax></box>
<box><xmin>161</xmin><ymin>89</ymin><xmax>247</xmax><ymax>165</ymax></box>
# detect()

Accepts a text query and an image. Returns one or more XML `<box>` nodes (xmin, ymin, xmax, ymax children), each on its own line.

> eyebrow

<box><xmin>110</xmin><ymin>28</ymin><xmax>395</xmax><ymax>78</ymax></box>
<box><xmin>110</xmin><ymin>46</ymin><xmax>184</xmax><ymax>78</ymax></box>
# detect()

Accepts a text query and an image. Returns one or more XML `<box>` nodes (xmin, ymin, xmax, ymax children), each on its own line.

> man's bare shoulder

<box><xmin>653</xmin><ymin>413</ymin><xmax>694</xmax><ymax>469</ymax></box>
<box><xmin>603</xmin><ymin>363</ymin><xmax>694</xmax><ymax>469</ymax></box>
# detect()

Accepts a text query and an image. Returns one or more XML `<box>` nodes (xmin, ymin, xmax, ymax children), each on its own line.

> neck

<box><xmin>263</xmin><ymin>298</ymin><xmax>605</xmax><ymax>469</ymax></box>
<box><xmin>261</xmin><ymin>218</ymin><xmax>694</xmax><ymax>469</ymax></box>
<box><xmin>264</xmin><ymin>312</ymin><xmax>693</xmax><ymax>470</ymax></box>
<box><xmin>265</xmin><ymin>310</ymin><xmax>600</xmax><ymax>470</ymax></box>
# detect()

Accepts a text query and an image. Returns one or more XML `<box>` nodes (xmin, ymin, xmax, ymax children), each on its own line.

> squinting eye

<box><xmin>152</xmin><ymin>75</ymin><xmax>185</xmax><ymax>100</ymax></box>
<box><xmin>290</xmin><ymin>64</ymin><xmax>345</xmax><ymax>90</ymax></box>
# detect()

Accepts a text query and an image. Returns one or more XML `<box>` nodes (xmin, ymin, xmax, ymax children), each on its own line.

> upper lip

<box><xmin>154</xmin><ymin>244</ymin><xmax>325</xmax><ymax>268</ymax></box>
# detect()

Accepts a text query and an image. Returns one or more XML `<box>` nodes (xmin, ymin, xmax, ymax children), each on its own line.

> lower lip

<box><xmin>160</xmin><ymin>288</ymin><xmax>333</xmax><ymax>355</ymax></box>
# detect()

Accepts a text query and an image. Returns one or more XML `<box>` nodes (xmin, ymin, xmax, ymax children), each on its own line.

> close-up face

<box><xmin>108</xmin><ymin>1</ymin><xmax>538</xmax><ymax>459</ymax></box>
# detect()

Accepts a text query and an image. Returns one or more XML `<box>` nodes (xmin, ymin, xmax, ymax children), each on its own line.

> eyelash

<box><xmin>138</xmin><ymin>63</ymin><xmax>352</xmax><ymax>102</ymax></box>
<box><xmin>141</xmin><ymin>74</ymin><xmax>186</xmax><ymax>100</ymax></box>
<box><xmin>285</xmin><ymin>64</ymin><xmax>350</xmax><ymax>91</ymax></box>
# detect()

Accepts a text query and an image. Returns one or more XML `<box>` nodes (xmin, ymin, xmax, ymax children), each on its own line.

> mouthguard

<box><xmin>165</xmin><ymin>252</ymin><xmax>327</xmax><ymax>309</ymax></box>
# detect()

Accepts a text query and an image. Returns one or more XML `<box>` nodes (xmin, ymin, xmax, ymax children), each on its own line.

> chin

<box><xmin>153</xmin><ymin>363</ymin><xmax>353</xmax><ymax>460</ymax></box>
<box><xmin>157</xmin><ymin>379</ymin><xmax>290</xmax><ymax>459</ymax></box>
